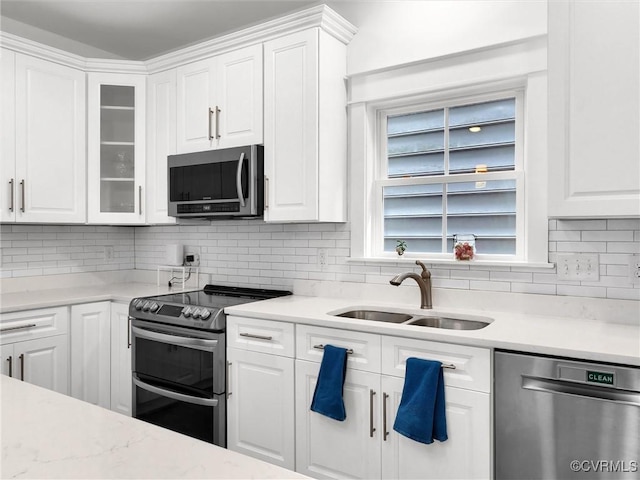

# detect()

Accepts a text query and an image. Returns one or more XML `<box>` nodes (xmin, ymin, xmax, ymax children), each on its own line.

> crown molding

<box><xmin>144</xmin><ymin>4</ymin><xmax>357</xmax><ymax>74</ymax></box>
<box><xmin>1</xmin><ymin>31</ymin><xmax>87</xmax><ymax>70</ymax></box>
<box><xmin>1</xmin><ymin>4</ymin><xmax>356</xmax><ymax>75</ymax></box>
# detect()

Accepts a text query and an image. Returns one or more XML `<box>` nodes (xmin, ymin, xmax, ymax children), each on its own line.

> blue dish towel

<box><xmin>310</xmin><ymin>344</ymin><xmax>348</xmax><ymax>421</ymax></box>
<box><xmin>393</xmin><ymin>357</ymin><xmax>448</xmax><ymax>444</ymax></box>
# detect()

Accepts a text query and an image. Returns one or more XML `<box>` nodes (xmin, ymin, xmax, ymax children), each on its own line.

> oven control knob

<box><xmin>192</xmin><ymin>308</ymin><xmax>201</xmax><ymax>319</ymax></box>
<box><xmin>134</xmin><ymin>299</ymin><xmax>144</xmax><ymax>311</ymax></box>
<box><xmin>142</xmin><ymin>301</ymin><xmax>151</xmax><ymax>312</ymax></box>
<box><xmin>200</xmin><ymin>309</ymin><xmax>211</xmax><ymax>320</ymax></box>
<box><xmin>182</xmin><ymin>307</ymin><xmax>192</xmax><ymax>318</ymax></box>
<box><xmin>149</xmin><ymin>303</ymin><xmax>159</xmax><ymax>313</ymax></box>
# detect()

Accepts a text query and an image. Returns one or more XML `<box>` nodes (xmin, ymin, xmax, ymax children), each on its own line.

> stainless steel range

<box><xmin>129</xmin><ymin>285</ymin><xmax>291</xmax><ymax>446</ymax></box>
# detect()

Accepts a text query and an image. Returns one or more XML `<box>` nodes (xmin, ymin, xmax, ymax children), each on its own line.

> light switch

<box><xmin>556</xmin><ymin>253</ymin><xmax>600</xmax><ymax>281</ymax></box>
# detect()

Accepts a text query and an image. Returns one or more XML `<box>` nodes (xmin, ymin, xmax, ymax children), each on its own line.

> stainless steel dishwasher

<box><xmin>495</xmin><ymin>350</ymin><xmax>640</xmax><ymax>479</ymax></box>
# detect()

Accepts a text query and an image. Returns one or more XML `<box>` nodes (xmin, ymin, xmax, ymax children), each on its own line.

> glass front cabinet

<box><xmin>88</xmin><ymin>73</ymin><xmax>146</xmax><ymax>223</ymax></box>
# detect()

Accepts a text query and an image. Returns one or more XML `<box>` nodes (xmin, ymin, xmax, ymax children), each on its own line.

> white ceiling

<box><xmin>0</xmin><ymin>0</ymin><xmax>337</xmax><ymax>60</ymax></box>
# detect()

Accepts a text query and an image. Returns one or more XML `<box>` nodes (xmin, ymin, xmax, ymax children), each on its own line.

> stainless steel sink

<box><xmin>331</xmin><ymin>308</ymin><xmax>492</xmax><ymax>330</ymax></box>
<box><xmin>406</xmin><ymin>316</ymin><xmax>490</xmax><ymax>330</ymax></box>
<box><xmin>335</xmin><ymin>310</ymin><xmax>413</xmax><ymax>323</ymax></box>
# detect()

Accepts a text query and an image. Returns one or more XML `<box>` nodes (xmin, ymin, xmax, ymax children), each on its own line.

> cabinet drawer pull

<box><xmin>239</xmin><ymin>332</ymin><xmax>273</xmax><ymax>341</ymax></box>
<box><xmin>19</xmin><ymin>353</ymin><xmax>24</xmax><ymax>381</ymax></box>
<box><xmin>369</xmin><ymin>389</ymin><xmax>376</xmax><ymax>438</ymax></box>
<box><xmin>442</xmin><ymin>363</ymin><xmax>456</xmax><ymax>370</ymax></box>
<box><xmin>0</xmin><ymin>323</ymin><xmax>37</xmax><ymax>333</ymax></box>
<box><xmin>6</xmin><ymin>355</ymin><xmax>12</xmax><ymax>377</ymax></box>
<box><xmin>9</xmin><ymin>179</ymin><xmax>14</xmax><ymax>212</ymax></box>
<box><xmin>227</xmin><ymin>361</ymin><xmax>232</xmax><ymax>397</ymax></box>
<box><xmin>20</xmin><ymin>179</ymin><xmax>25</xmax><ymax>213</ymax></box>
<box><xmin>313</xmin><ymin>344</ymin><xmax>354</xmax><ymax>354</ymax></box>
<box><xmin>383</xmin><ymin>392</ymin><xmax>389</xmax><ymax>441</ymax></box>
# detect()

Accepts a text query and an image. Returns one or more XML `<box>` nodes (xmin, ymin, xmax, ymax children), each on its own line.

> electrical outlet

<box><xmin>629</xmin><ymin>254</ymin><xmax>640</xmax><ymax>283</ymax></box>
<box><xmin>104</xmin><ymin>246</ymin><xmax>114</xmax><ymax>261</ymax></box>
<box><xmin>556</xmin><ymin>253</ymin><xmax>600</xmax><ymax>281</ymax></box>
<box><xmin>318</xmin><ymin>249</ymin><xmax>327</xmax><ymax>266</ymax></box>
<box><xmin>184</xmin><ymin>252</ymin><xmax>200</xmax><ymax>266</ymax></box>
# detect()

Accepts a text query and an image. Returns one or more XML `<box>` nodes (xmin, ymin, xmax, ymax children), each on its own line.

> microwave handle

<box><xmin>236</xmin><ymin>151</ymin><xmax>246</xmax><ymax>208</ymax></box>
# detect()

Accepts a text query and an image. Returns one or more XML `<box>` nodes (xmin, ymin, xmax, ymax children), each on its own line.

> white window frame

<box><xmin>373</xmin><ymin>90</ymin><xmax>525</xmax><ymax>260</ymax></box>
<box><xmin>348</xmin><ymin>37</ymin><xmax>550</xmax><ymax>267</ymax></box>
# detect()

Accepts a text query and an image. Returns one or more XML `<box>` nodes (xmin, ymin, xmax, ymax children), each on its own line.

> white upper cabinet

<box><xmin>146</xmin><ymin>69</ymin><xmax>177</xmax><ymax>224</ymax></box>
<box><xmin>263</xmin><ymin>29</ymin><xmax>350</xmax><ymax>223</ymax></box>
<box><xmin>176</xmin><ymin>44</ymin><xmax>263</xmax><ymax>154</ymax></box>
<box><xmin>264</xmin><ymin>28</ymin><xmax>347</xmax><ymax>222</ymax></box>
<box><xmin>548</xmin><ymin>0</ymin><xmax>640</xmax><ymax>217</ymax></box>
<box><xmin>5</xmin><ymin>52</ymin><xmax>86</xmax><ymax>223</ymax></box>
<box><xmin>87</xmin><ymin>72</ymin><xmax>146</xmax><ymax>224</ymax></box>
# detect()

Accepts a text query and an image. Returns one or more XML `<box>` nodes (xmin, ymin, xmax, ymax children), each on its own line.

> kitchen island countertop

<box><xmin>0</xmin><ymin>375</ymin><xmax>307</xmax><ymax>479</ymax></box>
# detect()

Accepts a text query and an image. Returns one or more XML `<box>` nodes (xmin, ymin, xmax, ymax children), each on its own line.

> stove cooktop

<box><xmin>129</xmin><ymin>284</ymin><xmax>292</xmax><ymax>331</ymax></box>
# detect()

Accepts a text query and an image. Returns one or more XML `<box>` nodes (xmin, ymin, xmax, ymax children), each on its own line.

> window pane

<box><xmin>449</xmin><ymin>122</ymin><xmax>515</xmax><ymax>150</ymax></box>
<box><xmin>383</xmin><ymin>184</ymin><xmax>443</xmax><ymax>253</ymax></box>
<box><xmin>387</xmin><ymin>109</ymin><xmax>444</xmax><ymax>177</ymax></box>
<box><xmin>447</xmin><ymin>180</ymin><xmax>516</xmax><ymax>255</ymax></box>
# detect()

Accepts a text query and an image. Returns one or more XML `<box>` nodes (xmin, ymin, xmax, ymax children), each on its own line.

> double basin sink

<box><xmin>331</xmin><ymin>308</ymin><xmax>492</xmax><ymax>330</ymax></box>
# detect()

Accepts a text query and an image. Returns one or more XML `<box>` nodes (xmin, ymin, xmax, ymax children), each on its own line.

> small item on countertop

<box><xmin>453</xmin><ymin>234</ymin><xmax>476</xmax><ymax>260</ymax></box>
<box><xmin>393</xmin><ymin>357</ymin><xmax>448</xmax><ymax>444</ymax></box>
<box><xmin>310</xmin><ymin>344</ymin><xmax>349</xmax><ymax>421</ymax></box>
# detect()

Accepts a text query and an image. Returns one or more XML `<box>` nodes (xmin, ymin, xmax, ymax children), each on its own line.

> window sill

<box><xmin>347</xmin><ymin>256</ymin><xmax>555</xmax><ymax>269</ymax></box>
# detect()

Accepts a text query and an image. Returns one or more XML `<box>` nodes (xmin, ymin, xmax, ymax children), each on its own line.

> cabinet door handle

<box><xmin>0</xmin><ymin>323</ymin><xmax>37</xmax><ymax>333</ymax></box>
<box><xmin>264</xmin><ymin>176</ymin><xmax>269</xmax><ymax>209</ymax></box>
<box><xmin>19</xmin><ymin>353</ymin><xmax>24</xmax><ymax>381</ymax></box>
<box><xmin>9</xmin><ymin>179</ymin><xmax>14</xmax><ymax>212</ymax></box>
<box><xmin>369</xmin><ymin>389</ymin><xmax>376</xmax><ymax>438</ymax></box>
<box><xmin>239</xmin><ymin>332</ymin><xmax>273</xmax><ymax>341</ymax></box>
<box><xmin>208</xmin><ymin>107</ymin><xmax>214</xmax><ymax>140</ymax></box>
<box><xmin>138</xmin><ymin>186</ymin><xmax>142</xmax><ymax>215</ymax></box>
<box><xmin>227</xmin><ymin>361</ymin><xmax>232</xmax><ymax>397</ymax></box>
<box><xmin>20</xmin><ymin>179</ymin><xmax>25</xmax><ymax>212</ymax></box>
<box><xmin>383</xmin><ymin>392</ymin><xmax>389</xmax><ymax>441</ymax></box>
<box><xmin>6</xmin><ymin>355</ymin><xmax>12</xmax><ymax>377</ymax></box>
<box><xmin>215</xmin><ymin>106</ymin><xmax>221</xmax><ymax>139</ymax></box>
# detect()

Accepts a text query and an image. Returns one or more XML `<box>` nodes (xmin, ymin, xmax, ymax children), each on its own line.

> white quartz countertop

<box><xmin>0</xmin><ymin>282</ymin><xmax>181</xmax><ymax>313</ymax></box>
<box><xmin>0</xmin><ymin>376</ymin><xmax>307</xmax><ymax>479</ymax></box>
<box><xmin>225</xmin><ymin>295</ymin><xmax>640</xmax><ymax>366</ymax></box>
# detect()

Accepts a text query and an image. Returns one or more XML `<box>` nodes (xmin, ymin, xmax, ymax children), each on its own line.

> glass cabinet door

<box><xmin>100</xmin><ymin>85</ymin><xmax>135</xmax><ymax>213</ymax></box>
<box><xmin>88</xmin><ymin>72</ymin><xmax>145</xmax><ymax>224</ymax></box>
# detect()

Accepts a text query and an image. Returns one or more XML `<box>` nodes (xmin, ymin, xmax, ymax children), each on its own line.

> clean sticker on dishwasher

<box><xmin>586</xmin><ymin>370</ymin><xmax>614</xmax><ymax>385</ymax></box>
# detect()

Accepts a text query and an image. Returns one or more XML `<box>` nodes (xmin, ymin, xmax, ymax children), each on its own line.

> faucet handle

<box><xmin>416</xmin><ymin>260</ymin><xmax>431</xmax><ymax>279</ymax></box>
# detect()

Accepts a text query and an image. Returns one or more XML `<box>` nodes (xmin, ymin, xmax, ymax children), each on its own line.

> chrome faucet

<box><xmin>389</xmin><ymin>260</ymin><xmax>433</xmax><ymax>309</ymax></box>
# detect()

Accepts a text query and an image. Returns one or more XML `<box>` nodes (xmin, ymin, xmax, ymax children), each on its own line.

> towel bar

<box><xmin>313</xmin><ymin>344</ymin><xmax>354</xmax><ymax>355</ymax></box>
<box><xmin>441</xmin><ymin>363</ymin><xmax>456</xmax><ymax>370</ymax></box>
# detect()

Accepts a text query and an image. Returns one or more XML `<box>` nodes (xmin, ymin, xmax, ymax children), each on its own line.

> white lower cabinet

<box><xmin>227</xmin><ymin>317</ymin><xmax>492</xmax><ymax>479</ymax></box>
<box><xmin>295</xmin><ymin>359</ymin><xmax>381</xmax><ymax>479</ymax></box>
<box><xmin>227</xmin><ymin>348</ymin><xmax>295</xmax><ymax>469</ymax></box>
<box><xmin>0</xmin><ymin>307</ymin><xmax>69</xmax><ymax>395</ymax></box>
<box><xmin>380</xmin><ymin>375</ymin><xmax>490</xmax><ymax>480</ymax></box>
<box><xmin>226</xmin><ymin>316</ymin><xmax>295</xmax><ymax>469</ymax></box>
<box><xmin>110</xmin><ymin>302</ymin><xmax>132</xmax><ymax>416</ymax></box>
<box><xmin>70</xmin><ymin>302</ymin><xmax>111</xmax><ymax>408</ymax></box>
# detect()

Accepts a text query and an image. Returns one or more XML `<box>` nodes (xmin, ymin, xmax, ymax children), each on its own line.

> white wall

<box><xmin>327</xmin><ymin>0</ymin><xmax>548</xmax><ymax>74</ymax></box>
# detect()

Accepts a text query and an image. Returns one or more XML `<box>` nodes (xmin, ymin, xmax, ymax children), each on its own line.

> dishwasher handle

<box><xmin>522</xmin><ymin>375</ymin><xmax>640</xmax><ymax>407</ymax></box>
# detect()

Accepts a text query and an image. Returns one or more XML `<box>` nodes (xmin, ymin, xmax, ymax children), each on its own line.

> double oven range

<box><xmin>129</xmin><ymin>284</ymin><xmax>290</xmax><ymax>446</ymax></box>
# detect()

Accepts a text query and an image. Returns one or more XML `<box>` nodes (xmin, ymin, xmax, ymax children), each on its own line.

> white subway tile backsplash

<box><xmin>1</xmin><ymin>219</ymin><xmax>638</xmax><ymax>303</ymax></box>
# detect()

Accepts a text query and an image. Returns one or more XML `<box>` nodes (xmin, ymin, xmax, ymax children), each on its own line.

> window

<box><xmin>376</xmin><ymin>94</ymin><xmax>523</xmax><ymax>259</ymax></box>
<box><xmin>348</xmin><ymin>37</ymin><xmax>549</xmax><ymax>266</ymax></box>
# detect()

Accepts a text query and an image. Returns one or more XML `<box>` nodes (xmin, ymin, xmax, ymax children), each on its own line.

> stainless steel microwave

<box><xmin>168</xmin><ymin>145</ymin><xmax>263</xmax><ymax>218</ymax></box>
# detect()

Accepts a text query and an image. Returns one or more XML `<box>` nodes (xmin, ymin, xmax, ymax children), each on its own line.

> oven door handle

<box><xmin>131</xmin><ymin>325</ymin><xmax>218</xmax><ymax>352</ymax></box>
<box><xmin>133</xmin><ymin>376</ymin><xmax>219</xmax><ymax>407</ymax></box>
